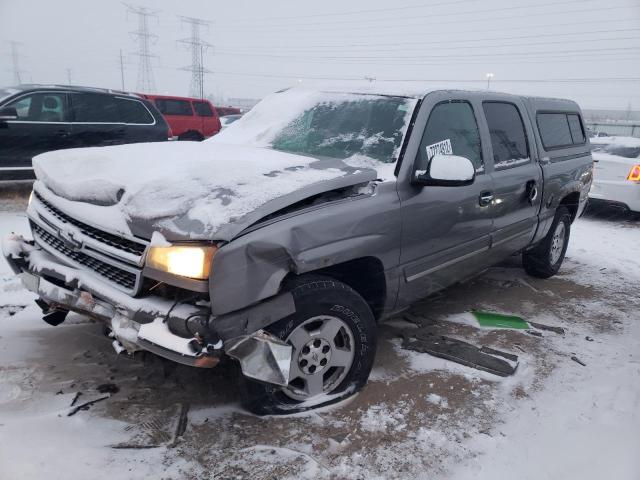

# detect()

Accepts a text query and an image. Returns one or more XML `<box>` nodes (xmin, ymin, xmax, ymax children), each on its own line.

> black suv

<box><xmin>0</xmin><ymin>85</ymin><xmax>170</xmax><ymax>181</ymax></box>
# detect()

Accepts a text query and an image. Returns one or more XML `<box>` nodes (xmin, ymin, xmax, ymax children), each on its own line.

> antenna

<box><xmin>177</xmin><ymin>16</ymin><xmax>211</xmax><ymax>98</ymax></box>
<box><xmin>124</xmin><ymin>3</ymin><xmax>159</xmax><ymax>93</ymax></box>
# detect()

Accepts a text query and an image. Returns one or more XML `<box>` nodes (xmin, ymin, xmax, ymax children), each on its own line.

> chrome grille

<box><xmin>31</xmin><ymin>222</ymin><xmax>138</xmax><ymax>291</ymax></box>
<box><xmin>34</xmin><ymin>192</ymin><xmax>146</xmax><ymax>256</ymax></box>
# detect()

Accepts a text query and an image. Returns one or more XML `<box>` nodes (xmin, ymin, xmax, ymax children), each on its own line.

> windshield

<box><xmin>214</xmin><ymin>89</ymin><xmax>417</xmax><ymax>164</ymax></box>
<box><xmin>271</xmin><ymin>96</ymin><xmax>413</xmax><ymax>163</ymax></box>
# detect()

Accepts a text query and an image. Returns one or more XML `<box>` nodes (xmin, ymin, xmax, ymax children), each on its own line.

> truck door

<box><xmin>480</xmin><ymin>99</ymin><xmax>543</xmax><ymax>256</ymax></box>
<box><xmin>396</xmin><ymin>92</ymin><xmax>494</xmax><ymax>306</ymax></box>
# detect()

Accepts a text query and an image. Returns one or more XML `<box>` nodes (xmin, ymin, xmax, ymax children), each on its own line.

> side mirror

<box><xmin>413</xmin><ymin>153</ymin><xmax>475</xmax><ymax>186</ymax></box>
<box><xmin>0</xmin><ymin>107</ymin><xmax>18</xmax><ymax>122</ymax></box>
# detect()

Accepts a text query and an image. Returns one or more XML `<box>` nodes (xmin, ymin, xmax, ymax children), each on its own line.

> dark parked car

<box><xmin>0</xmin><ymin>85</ymin><xmax>170</xmax><ymax>181</ymax></box>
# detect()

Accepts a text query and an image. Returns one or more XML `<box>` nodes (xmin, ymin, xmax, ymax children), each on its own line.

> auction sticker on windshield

<box><xmin>426</xmin><ymin>139</ymin><xmax>453</xmax><ymax>158</ymax></box>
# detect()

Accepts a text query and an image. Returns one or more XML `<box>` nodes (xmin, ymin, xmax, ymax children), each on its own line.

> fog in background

<box><xmin>1</xmin><ymin>0</ymin><xmax>639</xmax><ymax>110</ymax></box>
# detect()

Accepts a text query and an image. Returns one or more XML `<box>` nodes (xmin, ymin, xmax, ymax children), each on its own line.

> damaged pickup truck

<box><xmin>3</xmin><ymin>87</ymin><xmax>592</xmax><ymax>414</ymax></box>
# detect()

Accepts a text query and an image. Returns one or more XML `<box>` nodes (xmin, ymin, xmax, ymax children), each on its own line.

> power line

<box><xmin>214</xmin><ymin>3</ymin><xmax>639</xmax><ymax>32</ymax></box>
<box><xmin>221</xmin><ymin>0</ymin><xmax>599</xmax><ymax>28</ymax></box>
<box><xmin>212</xmin><ymin>16</ymin><xmax>640</xmax><ymax>44</ymax></box>
<box><xmin>210</xmin><ymin>45</ymin><xmax>640</xmax><ymax>62</ymax></box>
<box><xmin>124</xmin><ymin>3</ymin><xmax>159</xmax><ymax>93</ymax></box>
<box><xmin>177</xmin><ymin>15</ymin><xmax>211</xmax><ymax>98</ymax></box>
<box><xmin>203</xmin><ymin>71</ymin><xmax>640</xmax><ymax>84</ymax></box>
<box><xmin>214</xmin><ymin>28</ymin><xmax>640</xmax><ymax>53</ymax></box>
<box><xmin>216</xmin><ymin>35</ymin><xmax>640</xmax><ymax>57</ymax></box>
<box><xmin>221</xmin><ymin>0</ymin><xmax>482</xmax><ymax>23</ymax></box>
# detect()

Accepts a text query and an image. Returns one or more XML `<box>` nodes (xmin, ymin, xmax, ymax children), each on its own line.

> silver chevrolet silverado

<box><xmin>2</xmin><ymin>87</ymin><xmax>592</xmax><ymax>414</ymax></box>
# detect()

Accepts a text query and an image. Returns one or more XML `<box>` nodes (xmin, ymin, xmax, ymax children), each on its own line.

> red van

<box><xmin>140</xmin><ymin>94</ymin><xmax>221</xmax><ymax>141</ymax></box>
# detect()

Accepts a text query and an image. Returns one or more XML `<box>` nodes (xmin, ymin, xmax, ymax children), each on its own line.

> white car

<box><xmin>589</xmin><ymin>136</ymin><xmax>640</xmax><ymax>213</ymax></box>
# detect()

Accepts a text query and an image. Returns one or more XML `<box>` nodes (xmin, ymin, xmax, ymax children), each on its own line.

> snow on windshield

<box><xmin>213</xmin><ymin>88</ymin><xmax>417</xmax><ymax>179</ymax></box>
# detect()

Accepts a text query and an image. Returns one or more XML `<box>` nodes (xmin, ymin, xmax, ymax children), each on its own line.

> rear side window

<box><xmin>193</xmin><ymin>101</ymin><xmax>214</xmax><ymax>117</ymax></box>
<box><xmin>567</xmin><ymin>114</ymin><xmax>585</xmax><ymax>144</ymax></box>
<box><xmin>116</xmin><ymin>98</ymin><xmax>153</xmax><ymax>124</ymax></box>
<box><xmin>482</xmin><ymin>102</ymin><xmax>529</xmax><ymax>170</ymax></box>
<box><xmin>537</xmin><ymin>112</ymin><xmax>585</xmax><ymax>149</ymax></box>
<box><xmin>71</xmin><ymin>93</ymin><xmax>119</xmax><ymax>123</ymax></box>
<box><xmin>417</xmin><ymin>101</ymin><xmax>483</xmax><ymax>171</ymax></box>
<box><xmin>154</xmin><ymin>99</ymin><xmax>193</xmax><ymax>116</ymax></box>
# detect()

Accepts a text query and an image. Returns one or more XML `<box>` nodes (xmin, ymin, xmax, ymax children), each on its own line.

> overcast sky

<box><xmin>1</xmin><ymin>0</ymin><xmax>639</xmax><ymax>109</ymax></box>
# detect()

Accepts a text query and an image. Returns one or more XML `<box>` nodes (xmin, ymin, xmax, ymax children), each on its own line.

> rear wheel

<box><xmin>178</xmin><ymin>131</ymin><xmax>204</xmax><ymax>141</ymax></box>
<box><xmin>242</xmin><ymin>275</ymin><xmax>377</xmax><ymax>415</ymax></box>
<box><xmin>523</xmin><ymin>207</ymin><xmax>571</xmax><ymax>278</ymax></box>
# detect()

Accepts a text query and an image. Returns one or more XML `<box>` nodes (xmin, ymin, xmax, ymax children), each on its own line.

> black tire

<box><xmin>523</xmin><ymin>207</ymin><xmax>571</xmax><ymax>278</ymax></box>
<box><xmin>242</xmin><ymin>275</ymin><xmax>377</xmax><ymax>415</ymax></box>
<box><xmin>178</xmin><ymin>131</ymin><xmax>204</xmax><ymax>141</ymax></box>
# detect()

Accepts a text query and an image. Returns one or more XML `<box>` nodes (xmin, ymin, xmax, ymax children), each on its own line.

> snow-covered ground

<box><xmin>0</xmin><ymin>201</ymin><xmax>639</xmax><ymax>479</ymax></box>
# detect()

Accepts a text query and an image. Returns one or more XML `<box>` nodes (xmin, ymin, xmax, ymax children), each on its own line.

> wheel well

<box><xmin>293</xmin><ymin>257</ymin><xmax>387</xmax><ymax>321</ymax></box>
<box><xmin>558</xmin><ymin>192</ymin><xmax>581</xmax><ymax>222</ymax></box>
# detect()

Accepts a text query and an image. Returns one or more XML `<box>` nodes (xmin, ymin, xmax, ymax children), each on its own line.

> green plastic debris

<box><xmin>472</xmin><ymin>311</ymin><xmax>529</xmax><ymax>330</ymax></box>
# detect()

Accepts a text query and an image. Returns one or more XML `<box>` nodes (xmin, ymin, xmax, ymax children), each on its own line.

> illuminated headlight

<box><xmin>146</xmin><ymin>245</ymin><xmax>216</xmax><ymax>280</ymax></box>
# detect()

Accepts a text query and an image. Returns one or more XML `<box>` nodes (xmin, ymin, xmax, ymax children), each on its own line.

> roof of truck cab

<box><xmin>310</xmin><ymin>84</ymin><xmax>579</xmax><ymax>105</ymax></box>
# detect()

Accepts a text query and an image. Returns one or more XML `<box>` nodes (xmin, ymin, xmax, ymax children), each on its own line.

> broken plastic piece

<box><xmin>225</xmin><ymin>330</ymin><xmax>292</xmax><ymax>386</ymax></box>
<box><xmin>401</xmin><ymin>332</ymin><xmax>518</xmax><ymax>377</ymax></box>
<box><xmin>528</xmin><ymin>321</ymin><xmax>565</xmax><ymax>335</ymax></box>
<box><xmin>473</xmin><ymin>311</ymin><xmax>529</xmax><ymax>329</ymax></box>
<box><xmin>42</xmin><ymin>308</ymin><xmax>68</xmax><ymax>326</ymax></box>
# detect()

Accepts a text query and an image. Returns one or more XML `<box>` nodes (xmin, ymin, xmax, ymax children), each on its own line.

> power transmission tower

<box><xmin>124</xmin><ymin>4</ymin><xmax>159</xmax><ymax>93</ymax></box>
<box><xmin>10</xmin><ymin>41</ymin><xmax>25</xmax><ymax>85</ymax></box>
<box><xmin>119</xmin><ymin>49</ymin><xmax>126</xmax><ymax>91</ymax></box>
<box><xmin>177</xmin><ymin>16</ymin><xmax>211</xmax><ymax>98</ymax></box>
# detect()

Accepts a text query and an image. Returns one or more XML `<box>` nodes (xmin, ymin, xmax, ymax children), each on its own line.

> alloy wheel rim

<box><xmin>550</xmin><ymin>222</ymin><xmax>566</xmax><ymax>265</ymax></box>
<box><xmin>281</xmin><ymin>315</ymin><xmax>355</xmax><ymax>401</ymax></box>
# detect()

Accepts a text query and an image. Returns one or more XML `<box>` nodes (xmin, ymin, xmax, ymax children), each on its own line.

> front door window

<box><xmin>6</xmin><ymin>93</ymin><xmax>67</xmax><ymax>122</ymax></box>
<box><xmin>417</xmin><ymin>101</ymin><xmax>484</xmax><ymax>173</ymax></box>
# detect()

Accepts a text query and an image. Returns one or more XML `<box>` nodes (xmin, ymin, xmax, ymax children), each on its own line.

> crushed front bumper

<box><xmin>2</xmin><ymin>233</ymin><xmax>295</xmax><ymax>385</ymax></box>
<box><xmin>2</xmin><ymin>233</ymin><xmax>220</xmax><ymax>368</ymax></box>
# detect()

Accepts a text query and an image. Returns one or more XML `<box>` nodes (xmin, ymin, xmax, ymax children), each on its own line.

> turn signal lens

<box><xmin>146</xmin><ymin>245</ymin><xmax>216</xmax><ymax>280</ymax></box>
<box><xmin>627</xmin><ymin>165</ymin><xmax>640</xmax><ymax>181</ymax></box>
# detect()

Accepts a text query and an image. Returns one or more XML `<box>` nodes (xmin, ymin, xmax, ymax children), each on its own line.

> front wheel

<box><xmin>523</xmin><ymin>206</ymin><xmax>571</xmax><ymax>278</ymax></box>
<box><xmin>242</xmin><ymin>275</ymin><xmax>377</xmax><ymax>415</ymax></box>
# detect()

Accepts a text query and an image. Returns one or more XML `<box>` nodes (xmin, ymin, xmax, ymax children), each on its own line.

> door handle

<box><xmin>479</xmin><ymin>191</ymin><xmax>493</xmax><ymax>207</ymax></box>
<box><xmin>55</xmin><ymin>129</ymin><xmax>70</xmax><ymax>138</ymax></box>
<box><xmin>526</xmin><ymin>180</ymin><xmax>538</xmax><ymax>205</ymax></box>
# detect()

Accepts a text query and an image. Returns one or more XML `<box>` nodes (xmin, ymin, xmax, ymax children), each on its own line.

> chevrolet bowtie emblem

<box><xmin>58</xmin><ymin>228</ymin><xmax>82</xmax><ymax>251</ymax></box>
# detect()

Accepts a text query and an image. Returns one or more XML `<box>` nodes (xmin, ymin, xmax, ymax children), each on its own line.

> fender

<box><xmin>209</xmin><ymin>182</ymin><xmax>402</xmax><ymax>316</ymax></box>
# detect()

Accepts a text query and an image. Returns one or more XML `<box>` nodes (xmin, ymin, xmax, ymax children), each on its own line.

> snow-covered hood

<box><xmin>33</xmin><ymin>141</ymin><xmax>378</xmax><ymax>242</ymax></box>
